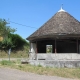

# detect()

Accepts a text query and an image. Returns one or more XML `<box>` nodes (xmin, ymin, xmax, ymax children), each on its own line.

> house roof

<box><xmin>27</xmin><ymin>8</ymin><xmax>80</xmax><ymax>41</ymax></box>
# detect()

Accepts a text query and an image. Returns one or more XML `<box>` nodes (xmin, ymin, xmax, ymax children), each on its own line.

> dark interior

<box><xmin>36</xmin><ymin>39</ymin><xmax>79</xmax><ymax>53</ymax></box>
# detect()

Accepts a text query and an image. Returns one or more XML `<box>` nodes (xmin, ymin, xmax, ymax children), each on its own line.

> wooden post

<box><xmin>77</xmin><ymin>39</ymin><xmax>78</xmax><ymax>53</ymax></box>
<box><xmin>55</xmin><ymin>39</ymin><xmax>57</xmax><ymax>53</ymax></box>
<box><xmin>36</xmin><ymin>41</ymin><xmax>37</xmax><ymax>53</ymax></box>
<box><xmin>36</xmin><ymin>41</ymin><xmax>38</xmax><ymax>60</ymax></box>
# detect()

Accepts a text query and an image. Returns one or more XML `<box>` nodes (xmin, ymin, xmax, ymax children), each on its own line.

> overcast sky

<box><xmin>0</xmin><ymin>0</ymin><xmax>80</xmax><ymax>39</ymax></box>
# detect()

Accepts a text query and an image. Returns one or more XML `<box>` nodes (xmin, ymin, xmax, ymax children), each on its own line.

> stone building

<box><xmin>27</xmin><ymin>7</ymin><xmax>80</xmax><ymax>68</ymax></box>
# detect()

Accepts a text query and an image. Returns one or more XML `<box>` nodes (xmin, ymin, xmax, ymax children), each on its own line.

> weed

<box><xmin>37</xmin><ymin>64</ymin><xmax>42</xmax><ymax>67</ymax></box>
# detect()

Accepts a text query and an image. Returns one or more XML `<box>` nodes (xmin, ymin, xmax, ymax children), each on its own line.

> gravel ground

<box><xmin>0</xmin><ymin>58</ymin><xmax>24</xmax><ymax>61</ymax></box>
<box><xmin>0</xmin><ymin>67</ymin><xmax>77</xmax><ymax>80</ymax></box>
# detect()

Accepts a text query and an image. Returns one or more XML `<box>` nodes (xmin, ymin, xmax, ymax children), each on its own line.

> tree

<box><xmin>0</xmin><ymin>19</ymin><xmax>29</xmax><ymax>51</ymax></box>
<box><xmin>0</xmin><ymin>19</ymin><xmax>16</xmax><ymax>50</ymax></box>
<box><xmin>0</xmin><ymin>19</ymin><xmax>16</xmax><ymax>38</ymax></box>
<box><xmin>1</xmin><ymin>37</ymin><xmax>13</xmax><ymax>49</ymax></box>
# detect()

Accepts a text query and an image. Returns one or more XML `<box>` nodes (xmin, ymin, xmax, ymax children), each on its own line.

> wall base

<box><xmin>29</xmin><ymin>60</ymin><xmax>80</xmax><ymax>68</ymax></box>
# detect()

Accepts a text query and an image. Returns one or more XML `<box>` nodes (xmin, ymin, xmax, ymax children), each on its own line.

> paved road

<box><xmin>0</xmin><ymin>68</ymin><xmax>77</xmax><ymax>80</ymax></box>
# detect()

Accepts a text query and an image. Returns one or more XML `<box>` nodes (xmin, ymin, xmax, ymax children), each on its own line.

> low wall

<box><xmin>29</xmin><ymin>53</ymin><xmax>80</xmax><ymax>68</ymax></box>
<box><xmin>29</xmin><ymin>60</ymin><xmax>80</xmax><ymax>68</ymax></box>
<box><xmin>36</xmin><ymin>53</ymin><xmax>80</xmax><ymax>60</ymax></box>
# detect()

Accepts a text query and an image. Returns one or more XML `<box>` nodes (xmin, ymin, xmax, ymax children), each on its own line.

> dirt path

<box><xmin>0</xmin><ymin>58</ymin><xmax>24</xmax><ymax>61</ymax></box>
<box><xmin>0</xmin><ymin>67</ymin><xmax>77</xmax><ymax>80</ymax></box>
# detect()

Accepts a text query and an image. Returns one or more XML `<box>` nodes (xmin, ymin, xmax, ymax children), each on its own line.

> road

<box><xmin>0</xmin><ymin>68</ymin><xmax>77</xmax><ymax>80</ymax></box>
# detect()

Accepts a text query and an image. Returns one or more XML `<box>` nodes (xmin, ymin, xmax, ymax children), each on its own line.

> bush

<box><xmin>0</xmin><ymin>33</ymin><xmax>29</xmax><ymax>50</ymax></box>
<box><xmin>8</xmin><ymin>33</ymin><xmax>29</xmax><ymax>50</ymax></box>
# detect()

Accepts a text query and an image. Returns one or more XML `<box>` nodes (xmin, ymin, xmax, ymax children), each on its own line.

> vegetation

<box><xmin>0</xmin><ymin>60</ymin><xmax>80</xmax><ymax>80</ymax></box>
<box><xmin>0</xmin><ymin>46</ymin><xmax>29</xmax><ymax>58</ymax></box>
<box><xmin>0</xmin><ymin>34</ymin><xmax>29</xmax><ymax>58</ymax></box>
<box><xmin>0</xmin><ymin>19</ymin><xmax>29</xmax><ymax>54</ymax></box>
<box><xmin>8</xmin><ymin>33</ymin><xmax>29</xmax><ymax>50</ymax></box>
<box><xmin>0</xmin><ymin>19</ymin><xmax>15</xmax><ymax>37</ymax></box>
<box><xmin>0</xmin><ymin>33</ymin><xmax>29</xmax><ymax>50</ymax></box>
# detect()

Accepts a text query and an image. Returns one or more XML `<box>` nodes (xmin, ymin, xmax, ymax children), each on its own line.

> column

<box><xmin>55</xmin><ymin>39</ymin><xmax>57</xmax><ymax>53</ymax></box>
<box><xmin>77</xmin><ymin>39</ymin><xmax>78</xmax><ymax>53</ymax></box>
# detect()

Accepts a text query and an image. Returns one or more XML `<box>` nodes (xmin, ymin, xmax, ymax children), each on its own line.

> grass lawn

<box><xmin>0</xmin><ymin>60</ymin><xmax>80</xmax><ymax>80</ymax></box>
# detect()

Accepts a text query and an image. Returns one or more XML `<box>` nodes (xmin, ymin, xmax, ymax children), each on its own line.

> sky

<box><xmin>0</xmin><ymin>0</ymin><xmax>80</xmax><ymax>40</ymax></box>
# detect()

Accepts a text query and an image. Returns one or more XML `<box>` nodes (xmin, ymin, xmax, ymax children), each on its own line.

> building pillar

<box><xmin>36</xmin><ymin>41</ymin><xmax>38</xmax><ymax>53</ymax></box>
<box><xmin>77</xmin><ymin>39</ymin><xmax>78</xmax><ymax>53</ymax></box>
<box><xmin>30</xmin><ymin>43</ymin><xmax>36</xmax><ymax>53</ymax></box>
<box><xmin>36</xmin><ymin>41</ymin><xmax>38</xmax><ymax>60</ymax></box>
<box><xmin>29</xmin><ymin>42</ymin><xmax>37</xmax><ymax>60</ymax></box>
<box><xmin>55</xmin><ymin>39</ymin><xmax>57</xmax><ymax>53</ymax></box>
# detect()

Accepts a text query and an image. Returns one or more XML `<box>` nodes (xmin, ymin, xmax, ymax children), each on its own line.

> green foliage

<box><xmin>0</xmin><ymin>60</ymin><xmax>12</xmax><ymax>65</ymax></box>
<box><xmin>0</xmin><ymin>33</ymin><xmax>29</xmax><ymax>50</ymax></box>
<box><xmin>0</xmin><ymin>19</ymin><xmax>16</xmax><ymax>37</ymax></box>
<box><xmin>1</xmin><ymin>38</ymin><xmax>13</xmax><ymax>49</ymax></box>
<box><xmin>37</xmin><ymin>64</ymin><xmax>42</xmax><ymax>67</ymax></box>
<box><xmin>0</xmin><ymin>19</ymin><xmax>29</xmax><ymax>50</ymax></box>
<box><xmin>8</xmin><ymin>33</ymin><xmax>29</xmax><ymax>50</ymax></box>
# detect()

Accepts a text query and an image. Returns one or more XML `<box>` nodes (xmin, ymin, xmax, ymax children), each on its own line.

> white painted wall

<box><xmin>30</xmin><ymin>43</ymin><xmax>36</xmax><ymax>53</ymax></box>
<box><xmin>29</xmin><ymin>43</ymin><xmax>36</xmax><ymax>60</ymax></box>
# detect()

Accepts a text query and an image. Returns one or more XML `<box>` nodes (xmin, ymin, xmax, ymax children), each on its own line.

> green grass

<box><xmin>0</xmin><ymin>60</ymin><xmax>80</xmax><ymax>80</ymax></box>
<box><xmin>0</xmin><ymin>60</ymin><xmax>13</xmax><ymax>65</ymax></box>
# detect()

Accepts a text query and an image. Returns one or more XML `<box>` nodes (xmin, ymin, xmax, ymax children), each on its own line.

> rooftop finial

<box><xmin>61</xmin><ymin>4</ymin><xmax>63</xmax><ymax>10</ymax></box>
<box><xmin>58</xmin><ymin>4</ymin><xmax>65</xmax><ymax>12</ymax></box>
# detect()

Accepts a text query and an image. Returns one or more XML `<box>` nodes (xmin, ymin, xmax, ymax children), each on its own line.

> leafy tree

<box><xmin>1</xmin><ymin>37</ymin><xmax>13</xmax><ymax>49</ymax></box>
<box><xmin>0</xmin><ymin>19</ymin><xmax>16</xmax><ymax>38</ymax></box>
<box><xmin>0</xmin><ymin>19</ymin><xmax>16</xmax><ymax>50</ymax></box>
<box><xmin>0</xmin><ymin>19</ymin><xmax>29</xmax><ymax>51</ymax></box>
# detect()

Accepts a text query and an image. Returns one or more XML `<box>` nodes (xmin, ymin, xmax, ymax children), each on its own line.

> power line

<box><xmin>6</xmin><ymin>20</ymin><xmax>38</xmax><ymax>29</ymax></box>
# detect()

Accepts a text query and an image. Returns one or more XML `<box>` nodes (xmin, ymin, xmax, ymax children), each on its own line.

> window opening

<box><xmin>46</xmin><ymin>45</ymin><xmax>52</xmax><ymax>53</ymax></box>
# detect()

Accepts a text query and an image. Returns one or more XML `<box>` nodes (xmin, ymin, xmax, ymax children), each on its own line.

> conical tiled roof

<box><xmin>27</xmin><ymin>9</ymin><xmax>80</xmax><ymax>40</ymax></box>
